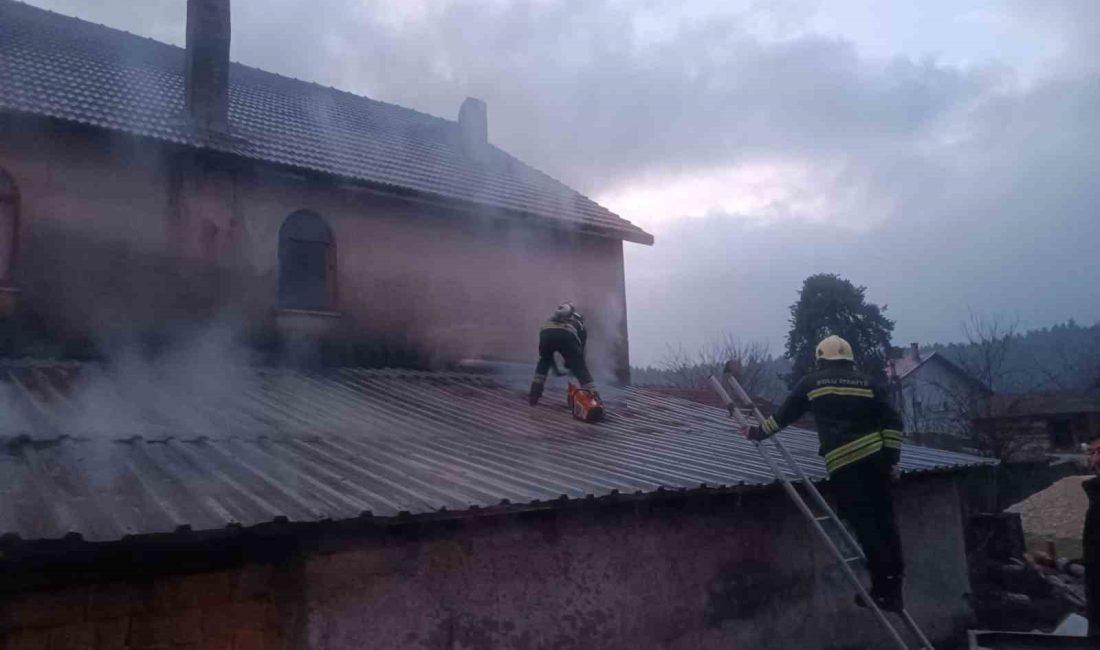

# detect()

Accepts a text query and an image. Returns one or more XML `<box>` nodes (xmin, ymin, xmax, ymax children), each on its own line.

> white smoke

<box><xmin>0</xmin><ymin>321</ymin><xmax>257</xmax><ymax>440</ymax></box>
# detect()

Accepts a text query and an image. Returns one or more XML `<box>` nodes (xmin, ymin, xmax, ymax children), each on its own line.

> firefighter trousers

<box><xmin>535</xmin><ymin>328</ymin><xmax>594</xmax><ymax>387</ymax></box>
<box><xmin>830</xmin><ymin>453</ymin><xmax>905</xmax><ymax>597</ymax></box>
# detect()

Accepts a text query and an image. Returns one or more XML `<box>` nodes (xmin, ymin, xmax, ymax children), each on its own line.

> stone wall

<box><xmin>303</xmin><ymin>474</ymin><xmax>971</xmax><ymax>649</ymax></box>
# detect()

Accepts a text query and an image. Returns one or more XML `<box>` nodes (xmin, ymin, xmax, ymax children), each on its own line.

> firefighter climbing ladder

<box><xmin>707</xmin><ymin>373</ymin><xmax>935</xmax><ymax>650</ymax></box>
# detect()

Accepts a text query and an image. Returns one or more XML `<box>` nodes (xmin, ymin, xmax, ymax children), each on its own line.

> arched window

<box><xmin>278</xmin><ymin>210</ymin><xmax>335</xmax><ymax>310</ymax></box>
<box><xmin>0</xmin><ymin>168</ymin><xmax>18</xmax><ymax>284</ymax></box>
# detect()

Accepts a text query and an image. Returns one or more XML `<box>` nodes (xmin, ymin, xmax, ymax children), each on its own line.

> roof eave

<box><xmin>0</xmin><ymin>460</ymin><xmax>986</xmax><ymax>555</ymax></box>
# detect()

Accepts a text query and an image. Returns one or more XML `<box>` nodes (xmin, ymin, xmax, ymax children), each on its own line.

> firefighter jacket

<box><xmin>540</xmin><ymin>313</ymin><xmax>587</xmax><ymax>349</ymax></box>
<box><xmin>759</xmin><ymin>362</ymin><xmax>903</xmax><ymax>474</ymax></box>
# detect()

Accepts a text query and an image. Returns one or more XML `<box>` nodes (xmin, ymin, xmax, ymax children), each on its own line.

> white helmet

<box><xmin>553</xmin><ymin>302</ymin><xmax>576</xmax><ymax>320</ymax></box>
<box><xmin>816</xmin><ymin>335</ymin><xmax>854</xmax><ymax>362</ymax></box>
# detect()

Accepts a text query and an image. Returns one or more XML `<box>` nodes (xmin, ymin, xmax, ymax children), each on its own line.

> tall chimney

<box><xmin>185</xmin><ymin>0</ymin><xmax>231</xmax><ymax>132</ymax></box>
<box><xmin>458</xmin><ymin>97</ymin><xmax>488</xmax><ymax>159</ymax></box>
<box><xmin>909</xmin><ymin>342</ymin><xmax>920</xmax><ymax>362</ymax></box>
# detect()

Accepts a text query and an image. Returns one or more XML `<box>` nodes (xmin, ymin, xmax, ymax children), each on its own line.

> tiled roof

<box><xmin>887</xmin><ymin>352</ymin><xmax>989</xmax><ymax>394</ymax></box>
<box><xmin>0</xmin><ymin>1</ymin><xmax>653</xmax><ymax>245</ymax></box>
<box><xmin>887</xmin><ymin>355</ymin><xmax>924</xmax><ymax>381</ymax></box>
<box><xmin>0</xmin><ymin>362</ymin><xmax>990</xmax><ymax>544</ymax></box>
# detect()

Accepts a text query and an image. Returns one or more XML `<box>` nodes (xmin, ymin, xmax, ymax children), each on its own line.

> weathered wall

<box><xmin>233</xmin><ymin>165</ymin><xmax>629</xmax><ymax>378</ymax></box>
<box><xmin>0</xmin><ymin>564</ymin><xmax>287</xmax><ymax>650</ymax></box>
<box><xmin>304</xmin><ymin>474</ymin><xmax>972</xmax><ymax>650</ymax></box>
<box><xmin>0</xmin><ymin>117</ymin><xmax>630</xmax><ymax>377</ymax></box>
<box><xmin>0</xmin><ymin>474</ymin><xmax>973</xmax><ymax>650</ymax></box>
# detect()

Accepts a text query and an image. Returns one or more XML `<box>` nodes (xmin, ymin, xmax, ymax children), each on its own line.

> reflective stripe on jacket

<box><xmin>759</xmin><ymin>361</ymin><xmax>903</xmax><ymax>474</ymax></box>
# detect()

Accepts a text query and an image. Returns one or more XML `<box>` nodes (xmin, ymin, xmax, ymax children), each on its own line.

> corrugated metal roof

<box><xmin>0</xmin><ymin>1</ymin><xmax>653</xmax><ymax>245</ymax></box>
<box><xmin>0</xmin><ymin>362</ymin><xmax>991</xmax><ymax>544</ymax></box>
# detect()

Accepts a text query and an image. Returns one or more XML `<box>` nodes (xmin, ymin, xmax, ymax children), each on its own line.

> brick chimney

<box><xmin>185</xmin><ymin>0</ymin><xmax>231</xmax><ymax>132</ymax></box>
<box><xmin>909</xmin><ymin>342</ymin><xmax>921</xmax><ymax>362</ymax></box>
<box><xmin>458</xmin><ymin>97</ymin><xmax>488</xmax><ymax>159</ymax></box>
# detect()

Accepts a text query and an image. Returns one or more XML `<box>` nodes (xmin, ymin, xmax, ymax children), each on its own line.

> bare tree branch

<box><xmin>657</xmin><ymin>335</ymin><xmax>779</xmax><ymax>399</ymax></box>
<box><xmin>929</xmin><ymin>313</ymin><xmax>1045</xmax><ymax>460</ymax></box>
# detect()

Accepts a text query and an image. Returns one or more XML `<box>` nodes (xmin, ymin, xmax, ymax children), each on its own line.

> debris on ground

<box><xmin>971</xmin><ymin>551</ymin><xmax>1087</xmax><ymax>632</ymax></box>
<box><xmin>966</xmin><ymin>510</ymin><xmax>1088</xmax><ymax>634</ymax></box>
<box><xmin>966</xmin><ymin>614</ymin><xmax>1089</xmax><ymax>649</ymax></box>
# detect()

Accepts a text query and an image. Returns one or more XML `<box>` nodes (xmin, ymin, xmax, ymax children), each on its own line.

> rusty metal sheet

<box><xmin>0</xmin><ymin>362</ymin><xmax>993</xmax><ymax>544</ymax></box>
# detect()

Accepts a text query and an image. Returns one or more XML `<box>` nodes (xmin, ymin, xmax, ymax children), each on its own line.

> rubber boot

<box><xmin>528</xmin><ymin>381</ymin><xmax>544</xmax><ymax>406</ymax></box>
<box><xmin>878</xmin><ymin>575</ymin><xmax>904</xmax><ymax>612</ymax></box>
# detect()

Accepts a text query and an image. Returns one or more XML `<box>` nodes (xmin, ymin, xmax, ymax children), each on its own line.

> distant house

<box><xmin>887</xmin><ymin>343</ymin><xmax>990</xmax><ymax>438</ymax></box>
<box><xmin>973</xmin><ymin>389</ymin><xmax>1100</xmax><ymax>454</ymax></box>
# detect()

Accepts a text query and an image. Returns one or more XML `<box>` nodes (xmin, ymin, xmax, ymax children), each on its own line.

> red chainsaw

<box><xmin>567</xmin><ymin>383</ymin><xmax>605</xmax><ymax>423</ymax></box>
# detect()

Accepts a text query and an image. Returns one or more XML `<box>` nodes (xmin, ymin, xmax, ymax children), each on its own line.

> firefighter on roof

<box><xmin>528</xmin><ymin>302</ymin><xmax>598</xmax><ymax>406</ymax></box>
<box><xmin>743</xmin><ymin>335</ymin><xmax>906</xmax><ymax>612</ymax></box>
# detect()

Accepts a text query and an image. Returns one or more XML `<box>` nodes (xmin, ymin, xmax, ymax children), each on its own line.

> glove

<box><xmin>528</xmin><ymin>381</ymin><xmax>544</xmax><ymax>406</ymax></box>
<box><xmin>743</xmin><ymin>425</ymin><xmax>769</xmax><ymax>441</ymax></box>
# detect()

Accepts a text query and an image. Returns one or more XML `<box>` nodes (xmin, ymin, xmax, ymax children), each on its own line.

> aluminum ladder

<box><xmin>708</xmin><ymin>373</ymin><xmax>935</xmax><ymax>650</ymax></box>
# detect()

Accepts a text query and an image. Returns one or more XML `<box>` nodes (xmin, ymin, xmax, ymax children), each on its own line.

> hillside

<box><xmin>633</xmin><ymin>320</ymin><xmax>1100</xmax><ymax>398</ymax></box>
<box><xmin>927</xmin><ymin>320</ymin><xmax>1100</xmax><ymax>393</ymax></box>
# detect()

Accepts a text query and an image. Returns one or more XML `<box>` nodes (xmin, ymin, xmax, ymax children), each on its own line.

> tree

<box><xmin>954</xmin><ymin>314</ymin><xmax>1022</xmax><ymax>396</ymax></box>
<box><xmin>657</xmin><ymin>334</ymin><xmax>781</xmax><ymax>400</ymax></box>
<box><xmin>784</xmin><ymin>274</ymin><xmax>894</xmax><ymax>387</ymax></box>
<box><xmin>1039</xmin><ymin>321</ymin><xmax>1100</xmax><ymax>391</ymax></box>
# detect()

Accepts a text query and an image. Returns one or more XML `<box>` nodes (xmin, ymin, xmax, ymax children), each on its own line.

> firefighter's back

<box><xmin>798</xmin><ymin>362</ymin><xmax>894</xmax><ymax>473</ymax></box>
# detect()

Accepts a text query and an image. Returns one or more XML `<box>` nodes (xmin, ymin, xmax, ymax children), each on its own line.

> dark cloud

<box><xmin>21</xmin><ymin>0</ymin><xmax>1100</xmax><ymax>365</ymax></box>
<box><xmin>626</xmin><ymin>57</ymin><xmax>1100</xmax><ymax>362</ymax></box>
<box><xmin>232</xmin><ymin>1</ymin><xmax>1002</xmax><ymax>193</ymax></box>
<box><xmin>32</xmin><ymin>1</ymin><xmax>993</xmax><ymax>190</ymax></box>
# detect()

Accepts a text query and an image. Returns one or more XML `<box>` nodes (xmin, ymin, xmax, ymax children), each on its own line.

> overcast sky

<box><xmin>25</xmin><ymin>0</ymin><xmax>1100</xmax><ymax>366</ymax></box>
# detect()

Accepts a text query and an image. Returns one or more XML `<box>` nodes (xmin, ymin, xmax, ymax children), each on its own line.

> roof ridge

<box><xmin>5</xmin><ymin>0</ymin><xmax>455</xmax><ymax>129</ymax></box>
<box><xmin>6</xmin><ymin>0</ymin><xmax>183</xmax><ymax>57</ymax></box>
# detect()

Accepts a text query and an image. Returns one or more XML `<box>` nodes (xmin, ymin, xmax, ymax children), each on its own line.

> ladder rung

<box><xmin>843</xmin><ymin>556</ymin><xmax>861</xmax><ymax>563</ymax></box>
<box><xmin>814</xmin><ymin>516</ymin><xmax>831</xmax><ymax>522</ymax></box>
